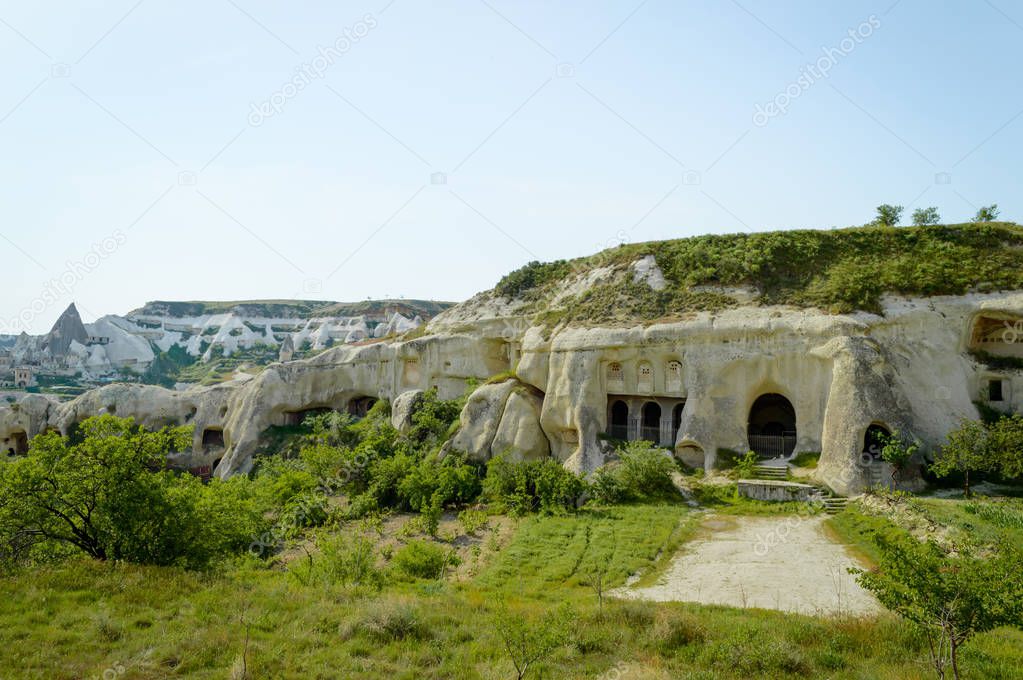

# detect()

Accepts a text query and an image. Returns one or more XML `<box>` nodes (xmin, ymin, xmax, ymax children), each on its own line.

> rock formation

<box><xmin>3</xmin><ymin>224</ymin><xmax>1023</xmax><ymax>496</ymax></box>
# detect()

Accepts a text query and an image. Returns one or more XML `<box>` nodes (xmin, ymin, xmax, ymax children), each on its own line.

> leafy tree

<box><xmin>853</xmin><ymin>533</ymin><xmax>1023</xmax><ymax>680</ymax></box>
<box><xmin>988</xmin><ymin>414</ymin><xmax>1023</xmax><ymax>479</ymax></box>
<box><xmin>873</xmin><ymin>204</ymin><xmax>904</xmax><ymax>227</ymax></box>
<box><xmin>0</xmin><ymin>416</ymin><xmax>266</xmax><ymax>568</ymax></box>
<box><xmin>974</xmin><ymin>204</ymin><xmax>1000</xmax><ymax>222</ymax></box>
<box><xmin>932</xmin><ymin>419</ymin><xmax>992</xmax><ymax>497</ymax></box>
<box><xmin>879</xmin><ymin>432</ymin><xmax>919</xmax><ymax>484</ymax></box>
<box><xmin>912</xmin><ymin>207</ymin><xmax>941</xmax><ymax>226</ymax></box>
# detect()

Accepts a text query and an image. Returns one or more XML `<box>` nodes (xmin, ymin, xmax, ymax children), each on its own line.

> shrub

<box><xmin>292</xmin><ymin>533</ymin><xmax>385</xmax><ymax>588</ymax></box>
<box><xmin>590</xmin><ymin>441</ymin><xmax>677</xmax><ymax>503</ymax></box>
<box><xmin>458</xmin><ymin>508</ymin><xmax>489</xmax><ymax>535</ymax></box>
<box><xmin>651</xmin><ymin>608</ymin><xmax>706</xmax><ymax>654</ymax></box>
<box><xmin>484</xmin><ymin>457</ymin><xmax>585</xmax><ymax>515</ymax></box>
<box><xmin>357</xmin><ymin>600</ymin><xmax>429</xmax><ymax>641</ymax></box>
<box><xmin>734</xmin><ymin>451</ymin><xmax>759</xmax><ymax>479</ymax></box>
<box><xmin>615</xmin><ymin>441</ymin><xmax>678</xmax><ymax>499</ymax></box>
<box><xmin>392</xmin><ymin>540</ymin><xmax>451</xmax><ymax>579</ymax></box>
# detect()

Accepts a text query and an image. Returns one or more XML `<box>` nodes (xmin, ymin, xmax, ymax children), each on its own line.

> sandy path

<box><xmin>612</xmin><ymin>514</ymin><xmax>879</xmax><ymax>616</ymax></box>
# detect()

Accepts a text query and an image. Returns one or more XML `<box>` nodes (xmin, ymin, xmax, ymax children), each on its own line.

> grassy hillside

<box><xmin>493</xmin><ymin>222</ymin><xmax>1023</xmax><ymax>322</ymax></box>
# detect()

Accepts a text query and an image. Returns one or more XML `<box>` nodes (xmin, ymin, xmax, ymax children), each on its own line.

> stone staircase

<box><xmin>751</xmin><ymin>464</ymin><xmax>788</xmax><ymax>481</ymax></box>
<box><xmin>810</xmin><ymin>486</ymin><xmax>849</xmax><ymax>514</ymax></box>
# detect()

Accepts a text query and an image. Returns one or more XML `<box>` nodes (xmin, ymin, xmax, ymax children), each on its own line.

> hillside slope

<box><xmin>465</xmin><ymin>222</ymin><xmax>1023</xmax><ymax>325</ymax></box>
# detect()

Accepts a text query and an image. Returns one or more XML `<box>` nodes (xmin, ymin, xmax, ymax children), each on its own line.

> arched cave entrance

<box><xmin>863</xmin><ymin>424</ymin><xmax>891</xmax><ymax>459</ymax></box>
<box><xmin>347</xmin><ymin>396</ymin><xmax>378</xmax><ymax>418</ymax></box>
<box><xmin>748</xmin><ymin>393</ymin><xmax>797</xmax><ymax>457</ymax></box>
<box><xmin>671</xmin><ymin>402</ymin><xmax>685</xmax><ymax>443</ymax></box>
<box><xmin>283</xmin><ymin>406</ymin><xmax>335</xmax><ymax>427</ymax></box>
<box><xmin>641</xmin><ymin>402</ymin><xmax>661</xmax><ymax>443</ymax></box>
<box><xmin>608</xmin><ymin>400</ymin><xmax>629</xmax><ymax>440</ymax></box>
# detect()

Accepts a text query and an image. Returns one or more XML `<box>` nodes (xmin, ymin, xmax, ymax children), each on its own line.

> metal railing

<box><xmin>640</xmin><ymin>426</ymin><xmax>661</xmax><ymax>443</ymax></box>
<box><xmin>748</xmin><ymin>434</ymin><xmax>797</xmax><ymax>458</ymax></box>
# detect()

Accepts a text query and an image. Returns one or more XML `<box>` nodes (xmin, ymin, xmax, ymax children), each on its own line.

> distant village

<box><xmin>0</xmin><ymin>301</ymin><xmax>431</xmax><ymax>396</ymax></box>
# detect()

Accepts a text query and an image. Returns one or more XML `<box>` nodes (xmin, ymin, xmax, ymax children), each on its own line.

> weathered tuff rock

<box><xmin>446</xmin><ymin>379</ymin><xmax>549</xmax><ymax>463</ymax></box>
<box><xmin>3</xmin><ymin>286</ymin><xmax>1022</xmax><ymax>496</ymax></box>
<box><xmin>390</xmin><ymin>389</ymin><xmax>425</xmax><ymax>433</ymax></box>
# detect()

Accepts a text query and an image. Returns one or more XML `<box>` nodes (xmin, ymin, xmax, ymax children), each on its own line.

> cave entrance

<box><xmin>671</xmin><ymin>402</ymin><xmax>686</xmax><ymax>443</ymax></box>
<box><xmin>347</xmin><ymin>396</ymin><xmax>378</xmax><ymax>418</ymax></box>
<box><xmin>608</xmin><ymin>400</ymin><xmax>629</xmax><ymax>440</ymax></box>
<box><xmin>283</xmin><ymin>407</ymin><xmax>335</xmax><ymax>427</ymax></box>
<box><xmin>5</xmin><ymin>430</ymin><xmax>28</xmax><ymax>457</ymax></box>
<box><xmin>641</xmin><ymin>402</ymin><xmax>661</xmax><ymax>443</ymax></box>
<box><xmin>748</xmin><ymin>393</ymin><xmax>797</xmax><ymax>457</ymax></box>
<box><xmin>201</xmin><ymin>428</ymin><xmax>225</xmax><ymax>450</ymax></box>
<box><xmin>863</xmin><ymin>424</ymin><xmax>891</xmax><ymax>459</ymax></box>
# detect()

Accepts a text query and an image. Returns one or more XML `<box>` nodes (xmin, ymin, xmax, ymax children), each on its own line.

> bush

<box><xmin>291</xmin><ymin>533</ymin><xmax>385</xmax><ymax>588</ymax></box>
<box><xmin>392</xmin><ymin>540</ymin><xmax>452</xmax><ymax>579</ymax></box>
<box><xmin>483</xmin><ymin>457</ymin><xmax>584</xmax><ymax>515</ymax></box>
<box><xmin>590</xmin><ymin>441</ymin><xmax>677</xmax><ymax>503</ymax></box>
<box><xmin>651</xmin><ymin>608</ymin><xmax>706</xmax><ymax>653</ymax></box>
<box><xmin>357</xmin><ymin>600</ymin><xmax>429</xmax><ymax>641</ymax></box>
<box><xmin>458</xmin><ymin>508</ymin><xmax>489</xmax><ymax>535</ymax></box>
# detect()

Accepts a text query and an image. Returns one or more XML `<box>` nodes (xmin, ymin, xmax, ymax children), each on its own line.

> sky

<box><xmin>1</xmin><ymin>0</ymin><xmax>1021</xmax><ymax>334</ymax></box>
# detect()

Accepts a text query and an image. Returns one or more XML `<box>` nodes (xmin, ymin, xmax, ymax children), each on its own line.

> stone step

<box><xmin>751</xmin><ymin>465</ymin><xmax>788</xmax><ymax>480</ymax></box>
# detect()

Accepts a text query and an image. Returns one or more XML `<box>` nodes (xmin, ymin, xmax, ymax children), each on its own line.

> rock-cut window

<box><xmin>666</xmin><ymin>361</ymin><xmax>683</xmax><ymax>391</ymax></box>
<box><xmin>607</xmin><ymin>362</ymin><xmax>624</xmax><ymax>389</ymax></box>
<box><xmin>637</xmin><ymin>362</ymin><xmax>654</xmax><ymax>393</ymax></box>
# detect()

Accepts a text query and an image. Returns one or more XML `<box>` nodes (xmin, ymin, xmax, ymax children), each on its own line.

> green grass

<box><xmin>3</xmin><ymin>500</ymin><xmax>1023</xmax><ymax>679</ymax></box>
<box><xmin>493</xmin><ymin>222</ymin><xmax>1023</xmax><ymax>322</ymax></box>
<box><xmin>690</xmin><ymin>482</ymin><xmax>810</xmax><ymax>516</ymax></box>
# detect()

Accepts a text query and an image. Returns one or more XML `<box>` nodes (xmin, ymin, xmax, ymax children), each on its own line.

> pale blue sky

<box><xmin>2</xmin><ymin>0</ymin><xmax>1021</xmax><ymax>333</ymax></box>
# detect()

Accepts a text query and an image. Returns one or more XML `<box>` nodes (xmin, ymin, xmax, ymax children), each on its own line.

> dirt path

<box><xmin>612</xmin><ymin>514</ymin><xmax>880</xmax><ymax>616</ymax></box>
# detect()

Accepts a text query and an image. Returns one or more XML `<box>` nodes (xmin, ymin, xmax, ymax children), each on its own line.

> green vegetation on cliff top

<box><xmin>495</xmin><ymin>222</ymin><xmax>1023</xmax><ymax>320</ymax></box>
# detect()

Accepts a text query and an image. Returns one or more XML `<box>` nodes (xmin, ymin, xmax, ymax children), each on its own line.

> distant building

<box><xmin>13</xmin><ymin>366</ymin><xmax>35</xmax><ymax>388</ymax></box>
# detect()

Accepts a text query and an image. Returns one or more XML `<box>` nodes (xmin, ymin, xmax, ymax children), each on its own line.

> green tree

<box><xmin>853</xmin><ymin>533</ymin><xmax>1023</xmax><ymax>680</ymax></box>
<box><xmin>879</xmin><ymin>432</ymin><xmax>919</xmax><ymax>484</ymax></box>
<box><xmin>0</xmin><ymin>416</ymin><xmax>265</xmax><ymax>568</ymax></box>
<box><xmin>873</xmin><ymin>204</ymin><xmax>904</xmax><ymax>227</ymax></box>
<box><xmin>912</xmin><ymin>207</ymin><xmax>941</xmax><ymax>226</ymax></box>
<box><xmin>974</xmin><ymin>204</ymin><xmax>1000</xmax><ymax>222</ymax></box>
<box><xmin>988</xmin><ymin>414</ymin><xmax>1023</xmax><ymax>479</ymax></box>
<box><xmin>932</xmin><ymin>419</ymin><xmax>992</xmax><ymax>497</ymax></box>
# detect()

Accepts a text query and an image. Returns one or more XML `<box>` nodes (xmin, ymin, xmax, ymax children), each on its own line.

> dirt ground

<box><xmin>612</xmin><ymin>514</ymin><xmax>880</xmax><ymax>616</ymax></box>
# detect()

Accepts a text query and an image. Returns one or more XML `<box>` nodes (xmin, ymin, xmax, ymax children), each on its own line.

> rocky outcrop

<box><xmin>491</xmin><ymin>388</ymin><xmax>549</xmax><ymax>462</ymax></box>
<box><xmin>390</xmin><ymin>389</ymin><xmax>425</xmax><ymax>433</ymax></box>
<box><xmin>3</xmin><ymin>282</ymin><xmax>1023</xmax><ymax>497</ymax></box>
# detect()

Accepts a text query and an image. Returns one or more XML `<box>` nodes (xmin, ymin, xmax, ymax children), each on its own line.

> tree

<box><xmin>879</xmin><ymin>432</ymin><xmax>919</xmax><ymax>484</ymax></box>
<box><xmin>873</xmin><ymin>204</ymin><xmax>904</xmax><ymax>227</ymax></box>
<box><xmin>853</xmin><ymin>533</ymin><xmax>1023</xmax><ymax>680</ymax></box>
<box><xmin>494</xmin><ymin>604</ymin><xmax>573</xmax><ymax>680</ymax></box>
<box><xmin>912</xmin><ymin>207</ymin><xmax>941</xmax><ymax>226</ymax></box>
<box><xmin>988</xmin><ymin>414</ymin><xmax>1023</xmax><ymax>479</ymax></box>
<box><xmin>974</xmin><ymin>205</ymin><xmax>1000</xmax><ymax>222</ymax></box>
<box><xmin>0</xmin><ymin>415</ymin><xmax>265</xmax><ymax>568</ymax></box>
<box><xmin>932</xmin><ymin>419</ymin><xmax>992</xmax><ymax>497</ymax></box>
